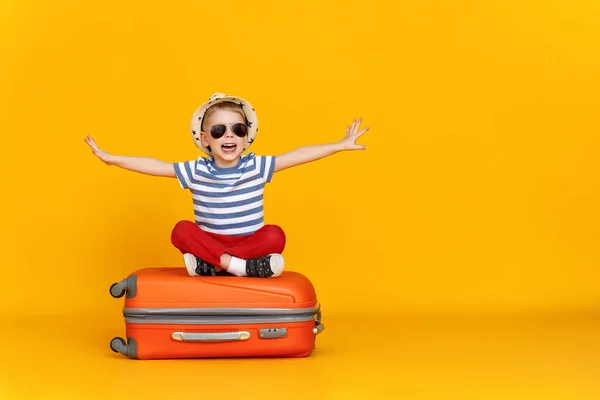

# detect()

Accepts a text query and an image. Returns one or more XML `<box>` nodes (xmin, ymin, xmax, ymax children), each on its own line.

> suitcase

<box><xmin>108</xmin><ymin>267</ymin><xmax>325</xmax><ymax>359</ymax></box>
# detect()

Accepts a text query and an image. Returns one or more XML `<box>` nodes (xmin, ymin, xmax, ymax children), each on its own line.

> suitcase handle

<box><xmin>313</xmin><ymin>308</ymin><xmax>325</xmax><ymax>335</ymax></box>
<box><xmin>171</xmin><ymin>331</ymin><xmax>251</xmax><ymax>342</ymax></box>
<box><xmin>313</xmin><ymin>321</ymin><xmax>325</xmax><ymax>335</ymax></box>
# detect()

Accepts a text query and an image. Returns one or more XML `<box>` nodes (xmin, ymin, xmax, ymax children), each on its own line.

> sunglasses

<box><xmin>208</xmin><ymin>123</ymin><xmax>248</xmax><ymax>139</ymax></box>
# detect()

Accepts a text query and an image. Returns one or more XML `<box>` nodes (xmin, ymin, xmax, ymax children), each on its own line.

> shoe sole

<box><xmin>268</xmin><ymin>254</ymin><xmax>284</xmax><ymax>277</ymax></box>
<box><xmin>183</xmin><ymin>253</ymin><xmax>198</xmax><ymax>276</ymax></box>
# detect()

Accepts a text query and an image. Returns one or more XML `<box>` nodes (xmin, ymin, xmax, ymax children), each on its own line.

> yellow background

<box><xmin>1</xmin><ymin>0</ymin><xmax>599</xmax><ymax>398</ymax></box>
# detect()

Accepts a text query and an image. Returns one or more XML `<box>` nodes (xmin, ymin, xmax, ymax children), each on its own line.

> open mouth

<box><xmin>221</xmin><ymin>143</ymin><xmax>237</xmax><ymax>153</ymax></box>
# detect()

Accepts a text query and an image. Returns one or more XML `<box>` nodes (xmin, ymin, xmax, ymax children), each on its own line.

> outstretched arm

<box><xmin>84</xmin><ymin>135</ymin><xmax>176</xmax><ymax>178</ymax></box>
<box><xmin>274</xmin><ymin>118</ymin><xmax>369</xmax><ymax>173</ymax></box>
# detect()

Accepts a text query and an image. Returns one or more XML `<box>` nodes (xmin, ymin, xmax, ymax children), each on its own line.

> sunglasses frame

<box><xmin>208</xmin><ymin>123</ymin><xmax>248</xmax><ymax>139</ymax></box>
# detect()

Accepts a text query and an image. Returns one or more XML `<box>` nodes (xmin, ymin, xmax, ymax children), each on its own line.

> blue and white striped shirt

<box><xmin>174</xmin><ymin>153</ymin><xmax>276</xmax><ymax>236</ymax></box>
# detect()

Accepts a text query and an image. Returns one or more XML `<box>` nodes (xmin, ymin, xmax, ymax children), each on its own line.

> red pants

<box><xmin>170</xmin><ymin>220</ymin><xmax>286</xmax><ymax>267</ymax></box>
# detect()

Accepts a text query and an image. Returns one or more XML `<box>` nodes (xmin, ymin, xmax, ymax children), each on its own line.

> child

<box><xmin>85</xmin><ymin>92</ymin><xmax>369</xmax><ymax>278</ymax></box>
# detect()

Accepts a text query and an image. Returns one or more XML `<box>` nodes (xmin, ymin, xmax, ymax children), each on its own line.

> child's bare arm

<box><xmin>84</xmin><ymin>135</ymin><xmax>176</xmax><ymax>178</ymax></box>
<box><xmin>274</xmin><ymin>118</ymin><xmax>369</xmax><ymax>173</ymax></box>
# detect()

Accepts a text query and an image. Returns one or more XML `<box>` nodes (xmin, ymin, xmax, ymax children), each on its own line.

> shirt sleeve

<box><xmin>258</xmin><ymin>155</ymin><xmax>276</xmax><ymax>183</ymax></box>
<box><xmin>173</xmin><ymin>160</ymin><xmax>198</xmax><ymax>190</ymax></box>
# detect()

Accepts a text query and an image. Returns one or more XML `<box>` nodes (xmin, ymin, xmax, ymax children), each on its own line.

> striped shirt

<box><xmin>174</xmin><ymin>153</ymin><xmax>276</xmax><ymax>236</ymax></box>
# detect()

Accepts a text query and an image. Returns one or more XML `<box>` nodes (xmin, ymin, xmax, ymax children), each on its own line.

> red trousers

<box><xmin>170</xmin><ymin>220</ymin><xmax>286</xmax><ymax>267</ymax></box>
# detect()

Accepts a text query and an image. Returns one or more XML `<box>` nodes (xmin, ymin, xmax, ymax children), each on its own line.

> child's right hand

<box><xmin>84</xmin><ymin>135</ymin><xmax>114</xmax><ymax>165</ymax></box>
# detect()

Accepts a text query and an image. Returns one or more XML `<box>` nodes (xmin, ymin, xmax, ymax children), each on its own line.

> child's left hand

<box><xmin>340</xmin><ymin>118</ymin><xmax>369</xmax><ymax>150</ymax></box>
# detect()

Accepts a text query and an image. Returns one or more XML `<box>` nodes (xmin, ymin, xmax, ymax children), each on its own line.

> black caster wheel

<box><xmin>110</xmin><ymin>282</ymin><xmax>125</xmax><ymax>298</ymax></box>
<box><xmin>110</xmin><ymin>337</ymin><xmax>126</xmax><ymax>353</ymax></box>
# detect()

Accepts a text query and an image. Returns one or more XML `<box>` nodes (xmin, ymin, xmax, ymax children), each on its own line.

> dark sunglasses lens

<box><xmin>210</xmin><ymin>125</ymin><xmax>226</xmax><ymax>138</ymax></box>
<box><xmin>232</xmin><ymin>123</ymin><xmax>248</xmax><ymax>137</ymax></box>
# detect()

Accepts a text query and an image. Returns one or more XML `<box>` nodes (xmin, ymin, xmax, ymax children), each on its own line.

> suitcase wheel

<box><xmin>110</xmin><ymin>337</ymin><xmax>138</xmax><ymax>359</ymax></box>
<box><xmin>110</xmin><ymin>337</ymin><xmax>126</xmax><ymax>353</ymax></box>
<box><xmin>109</xmin><ymin>282</ymin><xmax>125</xmax><ymax>298</ymax></box>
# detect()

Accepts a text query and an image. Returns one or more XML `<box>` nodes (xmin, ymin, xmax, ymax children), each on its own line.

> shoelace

<box><xmin>195</xmin><ymin>259</ymin><xmax>217</xmax><ymax>276</ymax></box>
<box><xmin>246</xmin><ymin>255</ymin><xmax>273</xmax><ymax>278</ymax></box>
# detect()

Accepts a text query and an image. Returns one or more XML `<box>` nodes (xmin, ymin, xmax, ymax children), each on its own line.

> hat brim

<box><xmin>190</xmin><ymin>93</ymin><xmax>258</xmax><ymax>156</ymax></box>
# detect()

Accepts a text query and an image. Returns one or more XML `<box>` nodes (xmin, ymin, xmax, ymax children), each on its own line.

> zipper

<box><xmin>123</xmin><ymin>303</ymin><xmax>320</xmax><ymax>317</ymax></box>
<box><xmin>125</xmin><ymin>313</ymin><xmax>317</xmax><ymax>325</ymax></box>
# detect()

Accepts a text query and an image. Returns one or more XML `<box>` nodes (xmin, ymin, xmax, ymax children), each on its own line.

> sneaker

<box><xmin>246</xmin><ymin>253</ymin><xmax>284</xmax><ymax>278</ymax></box>
<box><xmin>183</xmin><ymin>253</ymin><xmax>220</xmax><ymax>276</ymax></box>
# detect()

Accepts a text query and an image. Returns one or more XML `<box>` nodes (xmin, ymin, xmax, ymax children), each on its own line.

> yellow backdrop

<box><xmin>1</xmin><ymin>0</ymin><xmax>599</xmax><ymax>318</ymax></box>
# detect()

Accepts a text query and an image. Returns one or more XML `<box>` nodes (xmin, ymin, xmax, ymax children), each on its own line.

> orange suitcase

<box><xmin>108</xmin><ymin>268</ymin><xmax>325</xmax><ymax>359</ymax></box>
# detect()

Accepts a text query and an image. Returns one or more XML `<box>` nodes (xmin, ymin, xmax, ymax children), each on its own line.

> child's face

<box><xmin>201</xmin><ymin>109</ymin><xmax>247</xmax><ymax>163</ymax></box>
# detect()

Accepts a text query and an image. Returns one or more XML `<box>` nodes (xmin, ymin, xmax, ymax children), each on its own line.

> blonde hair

<box><xmin>201</xmin><ymin>102</ymin><xmax>246</xmax><ymax>131</ymax></box>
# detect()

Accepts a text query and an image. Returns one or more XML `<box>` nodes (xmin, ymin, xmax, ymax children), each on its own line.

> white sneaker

<box><xmin>246</xmin><ymin>253</ymin><xmax>284</xmax><ymax>278</ymax></box>
<box><xmin>183</xmin><ymin>253</ymin><xmax>222</xmax><ymax>276</ymax></box>
<box><xmin>183</xmin><ymin>253</ymin><xmax>199</xmax><ymax>276</ymax></box>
